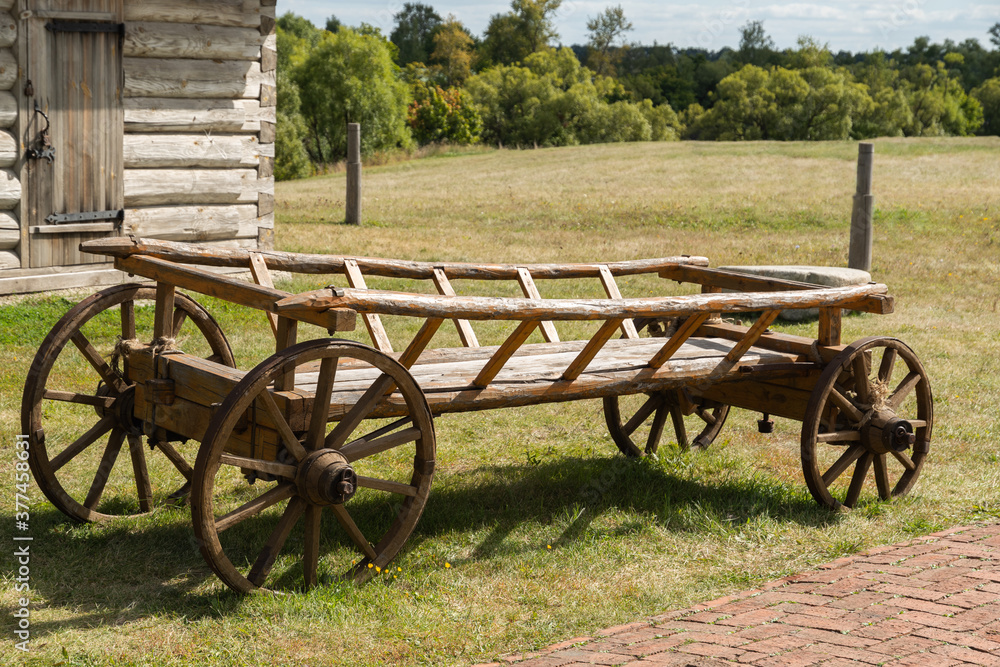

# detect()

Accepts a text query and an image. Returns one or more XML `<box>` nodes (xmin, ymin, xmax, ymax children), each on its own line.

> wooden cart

<box><xmin>22</xmin><ymin>238</ymin><xmax>933</xmax><ymax>592</ymax></box>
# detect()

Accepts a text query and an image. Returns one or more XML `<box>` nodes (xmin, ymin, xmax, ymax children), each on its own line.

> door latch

<box><xmin>26</xmin><ymin>101</ymin><xmax>55</xmax><ymax>164</ymax></box>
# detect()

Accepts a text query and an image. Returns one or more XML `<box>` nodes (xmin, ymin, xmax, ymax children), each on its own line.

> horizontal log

<box><xmin>124</xmin><ymin>58</ymin><xmax>254</xmax><ymax>99</ymax></box>
<box><xmin>0</xmin><ymin>168</ymin><xmax>19</xmax><ymax>209</ymax></box>
<box><xmin>0</xmin><ymin>48</ymin><xmax>14</xmax><ymax>91</ymax></box>
<box><xmin>0</xmin><ymin>90</ymin><xmax>14</xmax><ymax>128</ymax></box>
<box><xmin>0</xmin><ymin>248</ymin><xmax>17</xmax><ymax>269</ymax></box>
<box><xmin>0</xmin><ymin>128</ymin><xmax>14</xmax><ymax>167</ymax></box>
<box><xmin>124</xmin><ymin>98</ymin><xmax>272</xmax><ymax>133</ymax></box>
<box><xmin>0</xmin><ymin>2</ymin><xmax>12</xmax><ymax>14</ymax></box>
<box><xmin>124</xmin><ymin>134</ymin><xmax>272</xmax><ymax>168</ymax></box>
<box><xmin>276</xmin><ymin>283</ymin><xmax>891</xmax><ymax>322</ymax></box>
<box><xmin>124</xmin><ymin>169</ymin><xmax>268</xmax><ymax>206</ymax></box>
<box><xmin>0</xmin><ymin>13</ymin><xmax>14</xmax><ymax>48</ymax></box>
<box><xmin>0</xmin><ymin>210</ymin><xmax>16</xmax><ymax>250</ymax></box>
<box><xmin>124</xmin><ymin>0</ymin><xmax>262</xmax><ymax>29</ymax></box>
<box><xmin>80</xmin><ymin>237</ymin><xmax>711</xmax><ymax>279</ymax></box>
<box><xmin>124</xmin><ymin>205</ymin><xmax>261</xmax><ymax>241</ymax></box>
<box><xmin>125</xmin><ymin>22</ymin><xmax>262</xmax><ymax>60</ymax></box>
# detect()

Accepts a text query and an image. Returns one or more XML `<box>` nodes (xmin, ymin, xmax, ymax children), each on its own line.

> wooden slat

<box><xmin>274</xmin><ymin>317</ymin><xmax>298</xmax><ymax>392</ymax></box>
<box><xmin>599</xmin><ymin>265</ymin><xmax>639</xmax><ymax>339</ymax></box>
<box><xmin>344</xmin><ymin>258</ymin><xmax>393</xmax><ymax>354</ymax></box>
<box><xmin>248</xmin><ymin>252</ymin><xmax>279</xmax><ymax>337</ymax></box>
<box><xmin>517</xmin><ymin>267</ymin><xmax>559</xmax><ymax>343</ymax></box>
<box><xmin>154</xmin><ymin>282</ymin><xmax>176</xmax><ymax>340</ymax></box>
<box><xmin>433</xmin><ymin>267</ymin><xmax>479</xmax><ymax>348</ymax></box>
<box><xmin>562</xmin><ymin>319</ymin><xmax>623</xmax><ymax>381</ymax></box>
<box><xmin>819</xmin><ymin>307</ymin><xmax>842</xmax><ymax>347</ymax></box>
<box><xmin>473</xmin><ymin>321</ymin><xmax>539</xmax><ymax>388</ymax></box>
<box><xmin>648</xmin><ymin>313</ymin><xmax>711</xmax><ymax>369</ymax></box>
<box><xmin>712</xmin><ymin>310</ymin><xmax>781</xmax><ymax>377</ymax></box>
<box><xmin>398</xmin><ymin>318</ymin><xmax>444</xmax><ymax>369</ymax></box>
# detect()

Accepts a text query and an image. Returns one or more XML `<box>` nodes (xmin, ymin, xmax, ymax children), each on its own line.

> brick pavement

<box><xmin>477</xmin><ymin>524</ymin><xmax>1000</xmax><ymax>667</ymax></box>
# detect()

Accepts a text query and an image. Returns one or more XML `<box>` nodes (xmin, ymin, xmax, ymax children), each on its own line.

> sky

<box><xmin>278</xmin><ymin>1</ymin><xmax>998</xmax><ymax>54</ymax></box>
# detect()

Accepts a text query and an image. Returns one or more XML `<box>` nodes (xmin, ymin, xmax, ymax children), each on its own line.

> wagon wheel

<box><xmin>604</xmin><ymin>390</ymin><xmax>729</xmax><ymax>457</ymax></box>
<box><xmin>21</xmin><ymin>283</ymin><xmax>235</xmax><ymax>523</ymax></box>
<box><xmin>801</xmin><ymin>336</ymin><xmax>932</xmax><ymax>511</ymax></box>
<box><xmin>191</xmin><ymin>339</ymin><xmax>435</xmax><ymax>592</ymax></box>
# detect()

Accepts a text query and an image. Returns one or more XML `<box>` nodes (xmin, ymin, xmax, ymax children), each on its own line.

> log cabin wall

<box><xmin>0</xmin><ymin>0</ymin><xmax>276</xmax><ymax>294</ymax></box>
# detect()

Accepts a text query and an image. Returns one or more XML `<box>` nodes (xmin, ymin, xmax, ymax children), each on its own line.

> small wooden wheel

<box><xmin>604</xmin><ymin>390</ymin><xmax>729</xmax><ymax>457</ymax></box>
<box><xmin>191</xmin><ymin>339</ymin><xmax>435</xmax><ymax>592</ymax></box>
<box><xmin>801</xmin><ymin>336</ymin><xmax>932</xmax><ymax>510</ymax></box>
<box><xmin>21</xmin><ymin>284</ymin><xmax>234</xmax><ymax>523</ymax></box>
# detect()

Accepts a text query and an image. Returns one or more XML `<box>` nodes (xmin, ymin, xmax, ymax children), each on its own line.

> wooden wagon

<box><xmin>22</xmin><ymin>237</ymin><xmax>933</xmax><ymax>592</ymax></box>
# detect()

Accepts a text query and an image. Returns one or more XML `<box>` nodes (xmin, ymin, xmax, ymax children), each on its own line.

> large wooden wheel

<box><xmin>604</xmin><ymin>389</ymin><xmax>729</xmax><ymax>457</ymax></box>
<box><xmin>801</xmin><ymin>337</ymin><xmax>932</xmax><ymax>510</ymax></box>
<box><xmin>21</xmin><ymin>284</ymin><xmax>234</xmax><ymax>523</ymax></box>
<box><xmin>191</xmin><ymin>339</ymin><xmax>435</xmax><ymax>593</ymax></box>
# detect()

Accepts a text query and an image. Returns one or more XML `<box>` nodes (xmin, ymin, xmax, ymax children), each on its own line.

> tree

<box><xmin>390</xmin><ymin>3</ymin><xmax>442</xmax><ymax>65</ymax></box>
<box><xmin>431</xmin><ymin>16</ymin><xmax>475</xmax><ymax>86</ymax></box>
<box><xmin>971</xmin><ymin>78</ymin><xmax>1000</xmax><ymax>135</ymax></box>
<box><xmin>990</xmin><ymin>22</ymin><xmax>1000</xmax><ymax>49</ymax></box>
<box><xmin>737</xmin><ymin>20</ymin><xmax>775</xmax><ymax>67</ymax></box>
<box><xmin>586</xmin><ymin>5</ymin><xmax>634</xmax><ymax>76</ymax></box>
<box><xmin>325</xmin><ymin>15</ymin><xmax>342</xmax><ymax>33</ymax></box>
<box><xmin>275</xmin><ymin>71</ymin><xmax>312</xmax><ymax>180</ymax></box>
<box><xmin>295</xmin><ymin>28</ymin><xmax>413</xmax><ymax>164</ymax></box>
<box><xmin>480</xmin><ymin>0</ymin><xmax>562</xmax><ymax>66</ymax></box>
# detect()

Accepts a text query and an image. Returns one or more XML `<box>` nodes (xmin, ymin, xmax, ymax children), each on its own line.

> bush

<box><xmin>408</xmin><ymin>85</ymin><xmax>482</xmax><ymax>145</ymax></box>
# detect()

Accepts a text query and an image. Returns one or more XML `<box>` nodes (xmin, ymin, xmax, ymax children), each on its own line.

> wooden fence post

<box><xmin>849</xmin><ymin>142</ymin><xmax>874</xmax><ymax>271</ymax></box>
<box><xmin>346</xmin><ymin>123</ymin><xmax>362</xmax><ymax>225</ymax></box>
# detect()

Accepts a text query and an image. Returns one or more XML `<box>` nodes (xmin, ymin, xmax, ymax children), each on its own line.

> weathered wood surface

<box><xmin>0</xmin><ymin>48</ymin><xmax>14</xmax><ymax>91</ymax></box>
<box><xmin>125</xmin><ymin>22</ymin><xmax>262</xmax><ymax>60</ymax></box>
<box><xmin>124</xmin><ymin>134</ymin><xmax>271</xmax><ymax>168</ymax></box>
<box><xmin>124</xmin><ymin>169</ymin><xmax>268</xmax><ymax>206</ymax></box>
<box><xmin>124</xmin><ymin>58</ymin><xmax>263</xmax><ymax>99</ymax></box>
<box><xmin>0</xmin><ymin>210</ymin><xmax>17</xmax><ymax>249</ymax></box>
<box><xmin>0</xmin><ymin>16</ymin><xmax>13</xmax><ymax>50</ymax></box>
<box><xmin>124</xmin><ymin>98</ymin><xmax>272</xmax><ymax>133</ymax></box>
<box><xmin>123</xmin><ymin>205</ymin><xmax>260</xmax><ymax>241</ymax></box>
<box><xmin>275</xmin><ymin>283</ymin><xmax>890</xmax><ymax>322</ymax></box>
<box><xmin>81</xmin><ymin>237</ymin><xmax>710</xmax><ymax>278</ymax></box>
<box><xmin>0</xmin><ymin>167</ymin><xmax>20</xmax><ymax>209</ymax></box>
<box><xmin>124</xmin><ymin>0</ymin><xmax>263</xmax><ymax>29</ymax></box>
<box><xmin>0</xmin><ymin>90</ymin><xmax>15</xmax><ymax>128</ymax></box>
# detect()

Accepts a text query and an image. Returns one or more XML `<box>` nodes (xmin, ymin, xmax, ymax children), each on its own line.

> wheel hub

<box><xmin>295</xmin><ymin>449</ymin><xmax>357</xmax><ymax>506</ymax></box>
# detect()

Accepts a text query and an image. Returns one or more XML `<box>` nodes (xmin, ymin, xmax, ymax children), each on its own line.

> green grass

<box><xmin>2</xmin><ymin>137</ymin><xmax>1000</xmax><ymax>666</ymax></box>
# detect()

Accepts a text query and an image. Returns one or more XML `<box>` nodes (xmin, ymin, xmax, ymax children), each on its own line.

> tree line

<box><xmin>276</xmin><ymin>1</ymin><xmax>1000</xmax><ymax>180</ymax></box>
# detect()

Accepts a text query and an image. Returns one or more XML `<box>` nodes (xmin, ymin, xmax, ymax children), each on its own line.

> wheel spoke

<box><xmin>646</xmin><ymin>404</ymin><xmax>669</xmax><ymax>453</ymax></box>
<box><xmin>43</xmin><ymin>389</ymin><xmax>115</xmax><ymax>409</ymax></box>
<box><xmin>324</xmin><ymin>374</ymin><xmax>396</xmax><ymax>450</ymax></box>
<box><xmin>71</xmin><ymin>331</ymin><xmax>126</xmax><ymax>393</ymax></box>
<box><xmin>247</xmin><ymin>496</ymin><xmax>306</xmax><ymax>587</ymax></box>
<box><xmin>873</xmin><ymin>454</ymin><xmax>891</xmax><ymax>499</ymax></box>
<box><xmin>331</xmin><ymin>504</ymin><xmax>378</xmax><ymax>560</ymax></box>
<box><xmin>258</xmin><ymin>391</ymin><xmax>308</xmax><ymax>462</ymax></box>
<box><xmin>887</xmin><ymin>372</ymin><xmax>921</xmax><ymax>410</ymax></box>
<box><xmin>695</xmin><ymin>406</ymin><xmax>717</xmax><ymax>426</ymax></box>
<box><xmin>152</xmin><ymin>440</ymin><xmax>194</xmax><ymax>480</ymax></box>
<box><xmin>220</xmin><ymin>453</ymin><xmax>296</xmax><ymax>479</ymax></box>
<box><xmin>878</xmin><ymin>348</ymin><xmax>897</xmax><ymax>383</ymax></box>
<box><xmin>356</xmin><ymin>476</ymin><xmax>418</xmax><ymax>497</ymax></box>
<box><xmin>852</xmin><ymin>355</ymin><xmax>871</xmax><ymax>405</ymax></box>
<box><xmin>303</xmin><ymin>505</ymin><xmax>322</xmax><ymax>588</ymax></box>
<box><xmin>121</xmin><ymin>300</ymin><xmax>136</xmax><ymax>340</ymax></box>
<box><xmin>171</xmin><ymin>308</ymin><xmax>189</xmax><ymax>339</ymax></box>
<box><xmin>127</xmin><ymin>435</ymin><xmax>153</xmax><ymax>512</ymax></box>
<box><xmin>829</xmin><ymin>387</ymin><xmax>864</xmax><ymax>423</ymax></box>
<box><xmin>306</xmin><ymin>357</ymin><xmax>338</xmax><ymax>451</ymax></box>
<box><xmin>816</xmin><ymin>430</ymin><xmax>862</xmax><ymax>444</ymax></box>
<box><xmin>84</xmin><ymin>429</ymin><xmax>126</xmax><ymax>509</ymax></box>
<box><xmin>891</xmin><ymin>450</ymin><xmax>917</xmax><ymax>472</ymax></box>
<box><xmin>340</xmin><ymin>427</ymin><xmax>422</xmax><ymax>464</ymax></box>
<box><xmin>622</xmin><ymin>395</ymin><xmax>659</xmax><ymax>436</ymax></box>
<box><xmin>51</xmin><ymin>414</ymin><xmax>116</xmax><ymax>472</ymax></box>
<box><xmin>844</xmin><ymin>452</ymin><xmax>873</xmax><ymax>508</ymax></box>
<box><xmin>668</xmin><ymin>403</ymin><xmax>688</xmax><ymax>450</ymax></box>
<box><xmin>821</xmin><ymin>444</ymin><xmax>865</xmax><ymax>486</ymax></box>
<box><xmin>216</xmin><ymin>483</ymin><xmax>296</xmax><ymax>533</ymax></box>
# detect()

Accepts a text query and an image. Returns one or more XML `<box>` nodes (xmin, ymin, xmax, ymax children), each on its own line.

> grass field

<box><xmin>2</xmin><ymin>137</ymin><xmax>999</xmax><ymax>666</ymax></box>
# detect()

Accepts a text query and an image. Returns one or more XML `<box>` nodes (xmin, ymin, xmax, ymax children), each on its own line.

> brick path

<box><xmin>481</xmin><ymin>524</ymin><xmax>1000</xmax><ymax>667</ymax></box>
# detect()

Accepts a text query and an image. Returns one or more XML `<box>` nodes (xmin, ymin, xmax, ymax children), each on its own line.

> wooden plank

<box><xmin>114</xmin><ymin>254</ymin><xmax>357</xmax><ymax>333</ymax></box>
<box><xmin>599</xmin><ymin>265</ymin><xmax>639</xmax><ymax>339</ymax></box>
<box><xmin>125</xmin><ymin>22</ymin><xmax>262</xmax><ymax>60</ymax></box>
<box><xmin>433</xmin><ymin>267</ymin><xmax>478</xmax><ymax>348</ymax></box>
<box><xmin>153</xmin><ymin>282</ymin><xmax>176</xmax><ymax>339</ymax></box>
<box><xmin>562</xmin><ymin>318</ymin><xmax>623</xmax><ymax>381</ymax></box>
<box><xmin>712</xmin><ymin>310</ymin><xmax>781</xmax><ymax>377</ymax></box>
<box><xmin>517</xmin><ymin>267</ymin><xmax>559</xmax><ymax>342</ymax></box>
<box><xmin>344</xmin><ymin>258</ymin><xmax>393</xmax><ymax>354</ymax></box>
<box><xmin>30</xmin><ymin>223</ymin><xmax>116</xmax><ymax>235</ymax></box>
<box><xmin>124</xmin><ymin>98</ymin><xmax>270</xmax><ymax>133</ymax></box>
<box><xmin>123</xmin><ymin>204</ymin><xmax>257</xmax><ymax>241</ymax></box>
<box><xmin>819</xmin><ymin>307</ymin><xmax>842</xmax><ymax>347</ymax></box>
<box><xmin>248</xmin><ymin>252</ymin><xmax>278</xmax><ymax>337</ymax></box>
<box><xmin>398</xmin><ymin>318</ymin><xmax>444</xmax><ymax>369</ymax></box>
<box><xmin>124</xmin><ymin>133</ymin><xmax>270</xmax><ymax>168</ymax></box>
<box><xmin>648</xmin><ymin>313</ymin><xmax>711</xmax><ymax>369</ymax></box>
<box><xmin>274</xmin><ymin>317</ymin><xmax>298</xmax><ymax>391</ymax></box>
<box><xmin>473</xmin><ymin>320</ymin><xmax>539</xmax><ymax>388</ymax></box>
<box><xmin>81</xmin><ymin>237</ymin><xmax>707</xmax><ymax>279</ymax></box>
<box><xmin>698</xmin><ymin>321</ymin><xmax>845</xmax><ymax>364</ymax></box>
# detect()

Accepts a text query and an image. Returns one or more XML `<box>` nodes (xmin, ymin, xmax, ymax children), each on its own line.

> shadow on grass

<box><xmin>17</xmin><ymin>452</ymin><xmax>839</xmax><ymax>632</ymax></box>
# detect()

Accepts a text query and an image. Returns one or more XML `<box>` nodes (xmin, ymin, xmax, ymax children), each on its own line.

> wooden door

<box><xmin>24</xmin><ymin>0</ymin><xmax>124</xmax><ymax>268</ymax></box>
